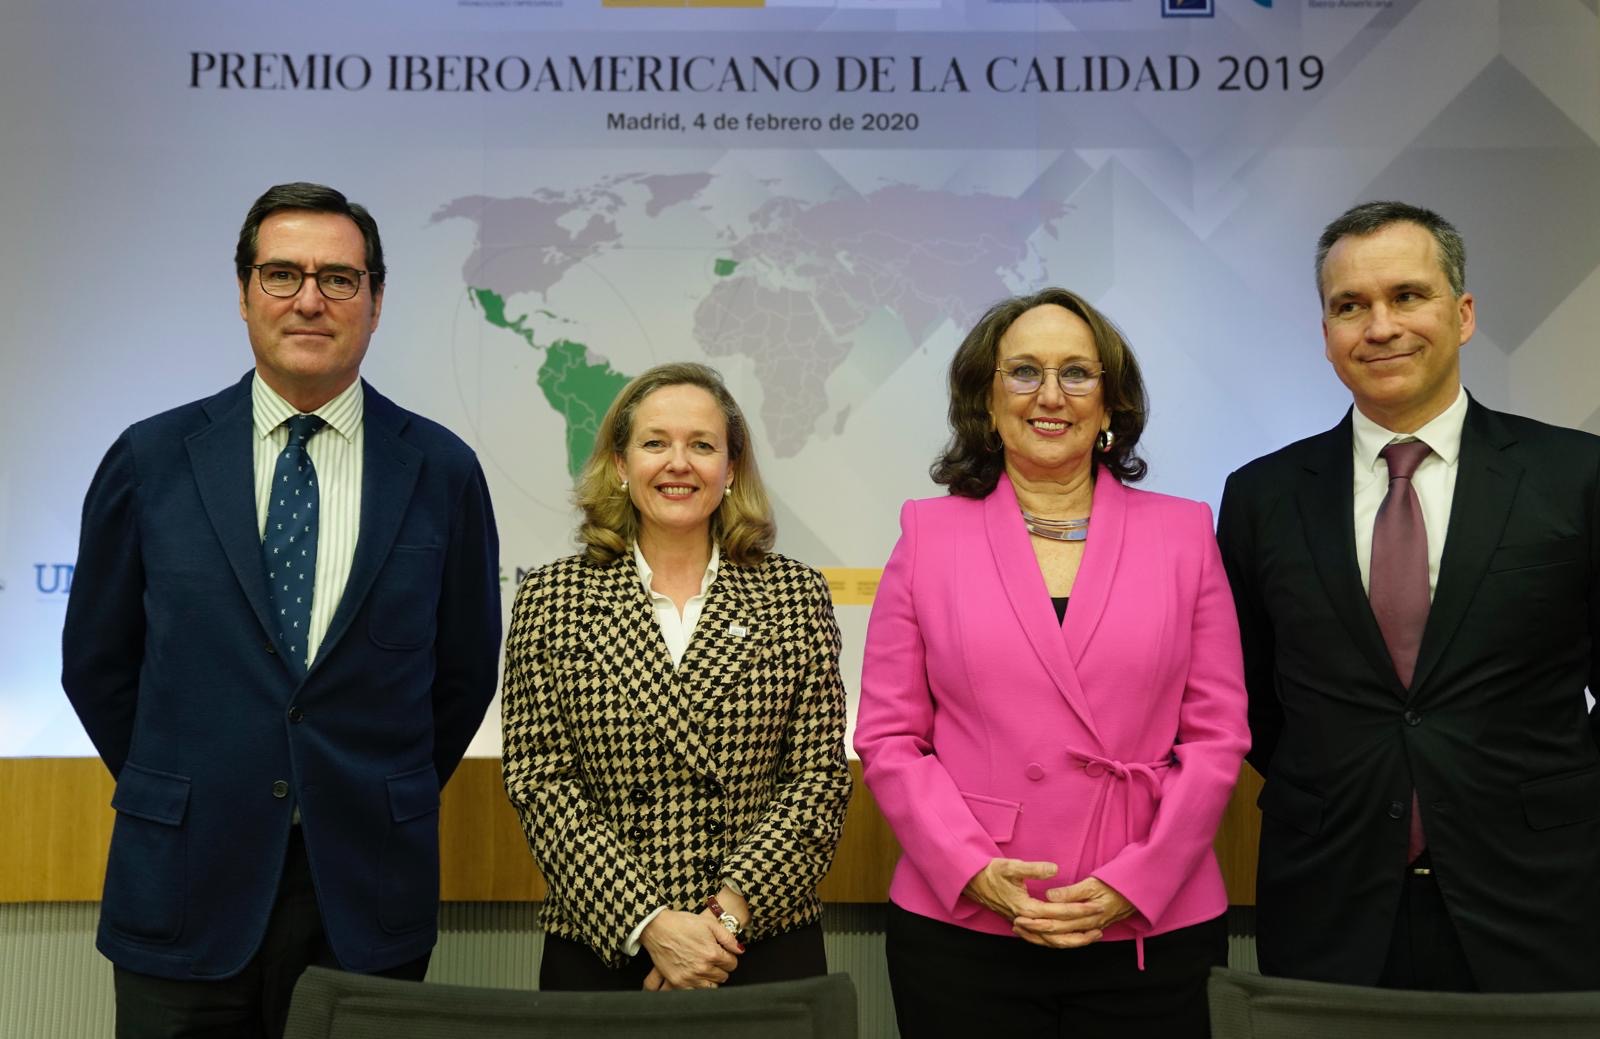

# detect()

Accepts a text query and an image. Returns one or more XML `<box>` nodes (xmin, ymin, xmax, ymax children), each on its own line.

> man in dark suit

<box><xmin>1217</xmin><ymin>200</ymin><xmax>1600</xmax><ymax>993</ymax></box>
<box><xmin>62</xmin><ymin>182</ymin><xmax>502</xmax><ymax>1037</ymax></box>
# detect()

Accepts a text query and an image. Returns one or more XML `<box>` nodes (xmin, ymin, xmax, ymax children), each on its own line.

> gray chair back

<box><xmin>1210</xmin><ymin>966</ymin><xmax>1600</xmax><ymax>1039</ymax></box>
<box><xmin>284</xmin><ymin>967</ymin><xmax>858</xmax><ymax>1039</ymax></box>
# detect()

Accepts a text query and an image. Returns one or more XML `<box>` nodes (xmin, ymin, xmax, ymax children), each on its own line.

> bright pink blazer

<box><xmin>855</xmin><ymin>470</ymin><xmax>1248</xmax><ymax>953</ymax></box>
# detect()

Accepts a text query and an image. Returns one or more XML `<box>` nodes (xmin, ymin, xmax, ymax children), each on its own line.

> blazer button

<box><xmin>287</xmin><ymin>706</ymin><xmax>304</xmax><ymax>723</ymax></box>
<box><xmin>265</xmin><ymin>643</ymin><xmax>277</xmax><ymax>655</ymax></box>
<box><xmin>1387</xmin><ymin>800</ymin><xmax>1405</xmax><ymax>819</ymax></box>
<box><xmin>272</xmin><ymin>780</ymin><xmax>290</xmax><ymax>799</ymax></box>
<box><xmin>1403</xmin><ymin>710</ymin><xmax>1422</xmax><ymax>726</ymax></box>
<box><xmin>706</xmin><ymin>819</ymin><xmax>725</xmax><ymax>837</ymax></box>
<box><xmin>628</xmin><ymin>824</ymin><xmax>647</xmax><ymax>842</ymax></box>
<box><xmin>629</xmin><ymin>784</ymin><xmax>651</xmax><ymax>806</ymax></box>
<box><xmin>1024</xmin><ymin>762</ymin><xmax>1046</xmax><ymax>781</ymax></box>
<box><xmin>1083</xmin><ymin>762</ymin><xmax>1106</xmax><ymax>779</ymax></box>
<box><xmin>699</xmin><ymin>857</ymin><xmax>719</xmax><ymax>876</ymax></box>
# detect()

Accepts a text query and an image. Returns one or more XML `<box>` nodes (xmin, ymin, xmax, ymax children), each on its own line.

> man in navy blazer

<box><xmin>62</xmin><ymin>182</ymin><xmax>501</xmax><ymax>1038</ymax></box>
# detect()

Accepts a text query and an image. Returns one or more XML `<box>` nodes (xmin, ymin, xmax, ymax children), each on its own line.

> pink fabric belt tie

<box><xmin>1064</xmin><ymin>747</ymin><xmax>1173</xmax><ymax>971</ymax></box>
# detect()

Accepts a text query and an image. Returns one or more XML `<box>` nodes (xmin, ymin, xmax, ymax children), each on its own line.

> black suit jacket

<box><xmin>1217</xmin><ymin>397</ymin><xmax>1600</xmax><ymax>991</ymax></box>
<box><xmin>62</xmin><ymin>373</ymin><xmax>501</xmax><ymax>980</ymax></box>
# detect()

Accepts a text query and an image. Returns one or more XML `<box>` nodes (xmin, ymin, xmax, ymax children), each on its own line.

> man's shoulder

<box><xmin>363</xmin><ymin>383</ymin><xmax>478</xmax><ymax>465</ymax></box>
<box><xmin>1227</xmin><ymin>422</ymin><xmax>1345</xmax><ymax>488</ymax></box>
<box><xmin>1474</xmin><ymin>401</ymin><xmax>1600</xmax><ymax>455</ymax></box>
<box><xmin>121</xmin><ymin>377</ymin><xmax>251</xmax><ymax>444</ymax></box>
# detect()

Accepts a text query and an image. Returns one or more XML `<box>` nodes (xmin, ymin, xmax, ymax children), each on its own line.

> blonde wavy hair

<box><xmin>575</xmin><ymin>362</ymin><xmax>776</xmax><ymax>566</ymax></box>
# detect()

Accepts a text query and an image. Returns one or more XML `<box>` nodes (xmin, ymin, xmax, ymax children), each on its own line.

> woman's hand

<box><xmin>1012</xmin><ymin>875</ymin><xmax>1136</xmax><ymax>949</ymax></box>
<box><xmin>961</xmin><ymin>858</ymin><xmax>1090</xmax><ymax>939</ymax></box>
<box><xmin>640</xmin><ymin>909</ymin><xmax>743</xmax><ymax>990</ymax></box>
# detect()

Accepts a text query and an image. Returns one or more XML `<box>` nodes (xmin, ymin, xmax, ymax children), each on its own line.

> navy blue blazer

<box><xmin>62</xmin><ymin>373</ymin><xmax>501</xmax><ymax>980</ymax></box>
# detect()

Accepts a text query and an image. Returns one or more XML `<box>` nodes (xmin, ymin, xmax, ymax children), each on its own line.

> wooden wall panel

<box><xmin>0</xmin><ymin>759</ymin><xmax>115</xmax><ymax>903</ymax></box>
<box><xmin>1</xmin><ymin>758</ymin><xmax>1263</xmax><ymax>905</ymax></box>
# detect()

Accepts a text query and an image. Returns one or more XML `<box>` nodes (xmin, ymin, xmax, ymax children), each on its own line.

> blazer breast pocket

<box><xmin>1488</xmin><ymin>536</ymin><xmax>1582</xmax><ymax>574</ymax></box>
<box><xmin>368</xmin><ymin>545</ymin><xmax>443</xmax><ymax>651</ymax></box>
<box><xmin>103</xmin><ymin>762</ymin><xmax>191</xmax><ymax>943</ymax></box>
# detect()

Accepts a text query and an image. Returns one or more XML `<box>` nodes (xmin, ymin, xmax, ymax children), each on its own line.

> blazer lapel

<box><xmin>186</xmin><ymin>377</ymin><xmax>284</xmax><ymax>661</ymax></box>
<box><xmin>1410</xmin><ymin>400</ymin><xmax>1521</xmax><ymax>697</ymax></box>
<box><xmin>1294</xmin><ymin>415</ymin><xmax>1402</xmax><ymax>689</ymax></box>
<box><xmin>985</xmin><ymin>473</ymin><xmax>1101</xmax><ymax>740</ymax></box>
<box><xmin>584</xmin><ymin>557</ymin><xmax>721</xmax><ymax>781</ymax></box>
<box><xmin>313</xmin><ymin>384</ymin><xmax>422</xmax><ymax>669</ymax></box>
<box><xmin>677</xmin><ymin>564</ymin><xmax>768</xmax><ymax>778</ymax></box>
<box><xmin>1062</xmin><ymin>466</ymin><xmax>1126</xmax><ymax>667</ymax></box>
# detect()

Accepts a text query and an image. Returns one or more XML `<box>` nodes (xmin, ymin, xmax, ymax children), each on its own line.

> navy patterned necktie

<box><xmin>1369</xmin><ymin>438</ymin><xmax>1432</xmax><ymax>861</ymax></box>
<box><xmin>263</xmin><ymin>414</ymin><xmax>326</xmax><ymax>669</ymax></box>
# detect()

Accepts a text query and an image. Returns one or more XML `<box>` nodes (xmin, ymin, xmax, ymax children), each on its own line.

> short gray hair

<box><xmin>1314</xmin><ymin>200</ymin><xmax>1465</xmax><ymax>299</ymax></box>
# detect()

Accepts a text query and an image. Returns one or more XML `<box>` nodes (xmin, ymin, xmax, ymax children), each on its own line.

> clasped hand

<box><xmin>963</xmin><ymin>858</ymin><xmax>1135</xmax><ymax>949</ymax></box>
<box><xmin>640</xmin><ymin>906</ymin><xmax>745</xmax><ymax>991</ymax></box>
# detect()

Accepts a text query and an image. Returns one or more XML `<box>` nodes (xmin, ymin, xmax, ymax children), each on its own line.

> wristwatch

<box><xmin>705</xmin><ymin>895</ymin><xmax>742</xmax><ymax>937</ymax></box>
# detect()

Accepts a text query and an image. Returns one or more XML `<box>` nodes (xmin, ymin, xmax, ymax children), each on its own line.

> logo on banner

<box><xmin>1161</xmin><ymin>0</ymin><xmax>1213</xmax><ymax>15</ymax></box>
<box><xmin>34</xmin><ymin>563</ymin><xmax>74</xmax><ymax>596</ymax></box>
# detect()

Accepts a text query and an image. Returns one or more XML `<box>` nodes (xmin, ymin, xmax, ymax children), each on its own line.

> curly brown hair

<box><xmin>574</xmin><ymin>362</ymin><xmax>776</xmax><ymax>566</ymax></box>
<box><xmin>931</xmin><ymin>287</ymin><xmax>1149</xmax><ymax>498</ymax></box>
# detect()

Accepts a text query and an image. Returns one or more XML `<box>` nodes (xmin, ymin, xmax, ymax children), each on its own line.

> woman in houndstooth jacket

<box><xmin>502</xmin><ymin>362</ymin><xmax>852</xmax><ymax>992</ymax></box>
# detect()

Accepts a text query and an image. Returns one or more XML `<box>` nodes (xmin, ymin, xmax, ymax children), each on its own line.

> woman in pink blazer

<box><xmin>855</xmin><ymin>288</ymin><xmax>1249</xmax><ymax>1037</ymax></box>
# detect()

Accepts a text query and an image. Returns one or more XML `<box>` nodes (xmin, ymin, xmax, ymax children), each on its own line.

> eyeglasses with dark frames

<box><xmin>247</xmin><ymin>263</ymin><xmax>379</xmax><ymax>301</ymax></box>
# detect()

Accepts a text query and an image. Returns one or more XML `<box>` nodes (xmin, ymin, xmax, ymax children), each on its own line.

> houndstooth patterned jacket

<box><xmin>501</xmin><ymin>549</ymin><xmax>852</xmax><ymax>966</ymax></box>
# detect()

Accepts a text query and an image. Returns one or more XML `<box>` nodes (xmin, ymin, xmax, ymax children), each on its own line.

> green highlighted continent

<box><xmin>471</xmin><ymin>287</ymin><xmax>537</xmax><ymax>346</ymax></box>
<box><xmin>537</xmin><ymin>340</ymin><xmax>630</xmax><ymax>477</ymax></box>
<box><xmin>471</xmin><ymin>287</ymin><xmax>631</xmax><ymax>478</ymax></box>
<box><xmin>714</xmin><ymin>258</ymin><xmax>739</xmax><ymax>276</ymax></box>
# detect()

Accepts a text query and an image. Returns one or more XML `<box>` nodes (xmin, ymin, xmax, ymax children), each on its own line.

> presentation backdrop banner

<box><xmin>3</xmin><ymin>0</ymin><xmax>1596</xmax><ymax>756</ymax></box>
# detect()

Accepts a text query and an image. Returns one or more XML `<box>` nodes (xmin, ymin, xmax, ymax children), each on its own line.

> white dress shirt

<box><xmin>1351</xmin><ymin>386</ymin><xmax>1468</xmax><ymax>599</ymax></box>
<box><xmin>623</xmin><ymin>541</ymin><xmax>721</xmax><ymax>955</ymax></box>
<box><xmin>252</xmin><ymin>374</ymin><xmax>364</xmax><ymax>668</ymax></box>
<box><xmin>633</xmin><ymin>541</ymin><xmax>721</xmax><ymax>667</ymax></box>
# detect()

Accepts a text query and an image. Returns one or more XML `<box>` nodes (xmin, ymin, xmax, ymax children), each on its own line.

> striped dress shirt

<box><xmin>252</xmin><ymin>374</ymin><xmax>363</xmax><ymax>668</ymax></box>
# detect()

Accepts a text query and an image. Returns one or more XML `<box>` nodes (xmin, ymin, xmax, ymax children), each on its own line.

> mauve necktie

<box><xmin>1369</xmin><ymin>438</ymin><xmax>1433</xmax><ymax>861</ymax></box>
<box><xmin>263</xmin><ymin>414</ymin><xmax>326</xmax><ymax>670</ymax></box>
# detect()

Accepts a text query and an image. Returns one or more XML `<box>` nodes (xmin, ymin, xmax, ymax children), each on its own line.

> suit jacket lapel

<box><xmin>1062</xmin><ymin>466</ymin><xmax>1125</xmax><ymax>667</ymax></box>
<box><xmin>1410</xmin><ymin>400</ymin><xmax>1521</xmax><ymax>697</ymax></box>
<box><xmin>1294</xmin><ymin>414</ymin><xmax>1402</xmax><ymax>689</ymax></box>
<box><xmin>313</xmin><ymin>383</ymin><xmax>422</xmax><ymax>670</ymax></box>
<box><xmin>677</xmin><ymin>563</ymin><xmax>768</xmax><ymax>778</ymax></box>
<box><xmin>186</xmin><ymin>377</ymin><xmax>285</xmax><ymax>661</ymax></box>
<box><xmin>584</xmin><ymin>556</ymin><xmax>721</xmax><ymax>781</ymax></box>
<box><xmin>985</xmin><ymin>473</ymin><xmax>1101</xmax><ymax>740</ymax></box>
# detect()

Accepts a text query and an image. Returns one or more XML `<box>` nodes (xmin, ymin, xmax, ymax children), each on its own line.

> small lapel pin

<box><xmin>728</xmin><ymin>623</ymin><xmax>748</xmax><ymax>638</ymax></box>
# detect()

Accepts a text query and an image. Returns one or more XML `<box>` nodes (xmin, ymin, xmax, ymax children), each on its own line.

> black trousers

<box><xmin>113</xmin><ymin>827</ymin><xmax>430</xmax><ymax>1039</ymax></box>
<box><xmin>885</xmin><ymin>903</ymin><xmax>1227</xmax><ymax>1039</ymax></box>
<box><xmin>539</xmin><ymin>920</ymin><xmax>827</xmax><ymax>991</ymax></box>
<box><xmin>1377</xmin><ymin>852</ymin><xmax>1476</xmax><ymax>992</ymax></box>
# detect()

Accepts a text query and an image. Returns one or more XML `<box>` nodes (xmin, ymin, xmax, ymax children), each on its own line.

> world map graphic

<box><xmin>433</xmin><ymin>171</ymin><xmax>1068</xmax><ymax>479</ymax></box>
